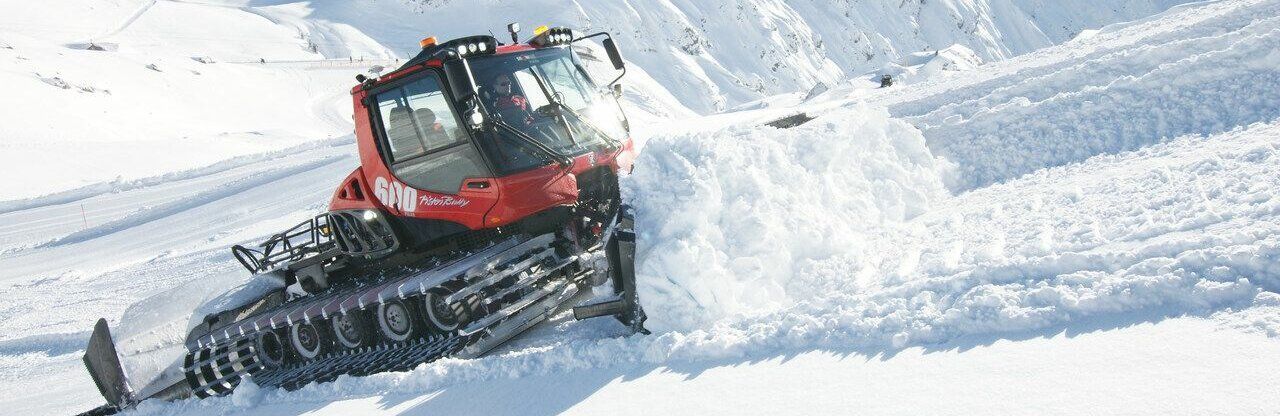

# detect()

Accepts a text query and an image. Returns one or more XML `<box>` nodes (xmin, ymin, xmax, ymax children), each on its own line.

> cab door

<box><xmin>366</xmin><ymin>70</ymin><xmax>499</xmax><ymax>230</ymax></box>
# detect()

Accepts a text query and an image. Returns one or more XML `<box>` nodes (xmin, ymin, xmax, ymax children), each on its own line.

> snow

<box><xmin>628</xmin><ymin>103</ymin><xmax>953</xmax><ymax>331</ymax></box>
<box><xmin>146</xmin><ymin>317</ymin><xmax>1277</xmax><ymax>416</ymax></box>
<box><xmin>2</xmin><ymin>0</ymin><xmax>1279</xmax><ymax>415</ymax></box>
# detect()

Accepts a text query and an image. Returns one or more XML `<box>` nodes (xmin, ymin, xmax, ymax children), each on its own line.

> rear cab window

<box><xmin>373</xmin><ymin>73</ymin><xmax>489</xmax><ymax>195</ymax></box>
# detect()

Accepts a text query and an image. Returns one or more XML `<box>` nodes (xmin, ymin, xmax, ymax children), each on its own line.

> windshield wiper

<box><xmin>492</xmin><ymin>119</ymin><xmax>574</xmax><ymax>167</ymax></box>
<box><xmin>550</xmin><ymin>102</ymin><xmax>621</xmax><ymax>148</ymax></box>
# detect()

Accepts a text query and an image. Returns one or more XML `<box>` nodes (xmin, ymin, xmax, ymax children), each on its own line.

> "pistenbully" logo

<box><xmin>420</xmin><ymin>195</ymin><xmax>470</xmax><ymax>208</ymax></box>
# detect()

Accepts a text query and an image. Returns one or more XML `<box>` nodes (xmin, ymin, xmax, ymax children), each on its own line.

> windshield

<box><xmin>470</xmin><ymin>47</ymin><xmax>629</xmax><ymax>170</ymax></box>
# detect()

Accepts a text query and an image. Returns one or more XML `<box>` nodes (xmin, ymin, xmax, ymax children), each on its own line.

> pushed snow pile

<box><xmin>624</xmin><ymin>103</ymin><xmax>953</xmax><ymax>331</ymax></box>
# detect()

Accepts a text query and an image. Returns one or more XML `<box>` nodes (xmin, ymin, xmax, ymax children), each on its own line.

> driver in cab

<box><xmin>491</xmin><ymin>74</ymin><xmax>534</xmax><ymax>124</ymax></box>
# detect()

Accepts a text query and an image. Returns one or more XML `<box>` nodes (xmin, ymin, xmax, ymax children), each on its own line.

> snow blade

<box><xmin>610</xmin><ymin>225</ymin><xmax>650</xmax><ymax>335</ymax></box>
<box><xmin>82</xmin><ymin>318</ymin><xmax>133</xmax><ymax>412</ymax></box>
<box><xmin>574</xmin><ymin>206</ymin><xmax>649</xmax><ymax>334</ymax></box>
<box><xmin>572</xmin><ymin>296</ymin><xmax>627</xmax><ymax>320</ymax></box>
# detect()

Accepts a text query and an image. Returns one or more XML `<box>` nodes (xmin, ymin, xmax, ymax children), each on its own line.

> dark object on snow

<box><xmin>881</xmin><ymin>74</ymin><xmax>894</xmax><ymax>88</ymax></box>
<box><xmin>87</xmin><ymin>43</ymin><xmax>106</xmax><ymax>51</ymax></box>
<box><xmin>766</xmin><ymin>113</ymin><xmax>815</xmax><ymax>129</ymax></box>
<box><xmin>78</xmin><ymin>319</ymin><xmax>132</xmax><ymax>415</ymax></box>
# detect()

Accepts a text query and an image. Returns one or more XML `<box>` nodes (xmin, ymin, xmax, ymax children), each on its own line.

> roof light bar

<box><xmin>440</xmin><ymin>35</ymin><xmax>498</xmax><ymax>59</ymax></box>
<box><xmin>529</xmin><ymin>26</ymin><xmax>574</xmax><ymax>48</ymax></box>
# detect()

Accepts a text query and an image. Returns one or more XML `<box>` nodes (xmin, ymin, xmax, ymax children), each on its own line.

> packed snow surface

<box><xmin>2</xmin><ymin>0</ymin><xmax>1279</xmax><ymax>415</ymax></box>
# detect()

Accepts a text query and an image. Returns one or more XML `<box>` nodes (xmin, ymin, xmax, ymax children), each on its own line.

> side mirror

<box><xmin>612</xmin><ymin>84</ymin><xmax>623</xmax><ymax>99</ymax></box>
<box><xmin>603</xmin><ymin>38</ymin><xmax>625</xmax><ymax>70</ymax></box>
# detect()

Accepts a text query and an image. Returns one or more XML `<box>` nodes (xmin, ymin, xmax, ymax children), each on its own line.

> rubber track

<box><xmin>250</xmin><ymin>334</ymin><xmax>466</xmax><ymax>391</ymax></box>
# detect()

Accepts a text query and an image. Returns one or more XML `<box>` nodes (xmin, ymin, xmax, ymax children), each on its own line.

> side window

<box><xmin>374</xmin><ymin>74</ymin><xmax>488</xmax><ymax>195</ymax></box>
<box><xmin>377</xmin><ymin>76</ymin><xmax>466</xmax><ymax>162</ymax></box>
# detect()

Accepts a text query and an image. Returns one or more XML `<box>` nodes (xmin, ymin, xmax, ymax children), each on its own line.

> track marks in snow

<box><xmin>86</xmin><ymin>0</ymin><xmax>159</xmax><ymax>42</ymax></box>
<box><xmin>41</xmin><ymin>155</ymin><xmax>347</xmax><ymax>247</ymax></box>
<box><xmin>928</xmin><ymin>26</ymin><xmax>1280</xmax><ymax>189</ymax></box>
<box><xmin>887</xmin><ymin>0</ymin><xmax>1274</xmax><ymax>119</ymax></box>
<box><xmin>0</xmin><ymin>136</ymin><xmax>353</xmax><ymax>216</ymax></box>
<box><xmin>871</xmin><ymin>0</ymin><xmax>1280</xmax><ymax>190</ymax></box>
<box><xmin>0</xmin><ymin>331</ymin><xmax>90</xmax><ymax>356</ymax></box>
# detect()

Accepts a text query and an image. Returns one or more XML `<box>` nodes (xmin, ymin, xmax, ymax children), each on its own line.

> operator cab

<box><xmin>344</xmin><ymin>26</ymin><xmax>634</xmax><ymax>249</ymax></box>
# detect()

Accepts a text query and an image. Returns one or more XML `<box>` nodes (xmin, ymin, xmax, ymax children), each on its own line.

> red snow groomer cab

<box><xmin>79</xmin><ymin>25</ymin><xmax>646</xmax><ymax>414</ymax></box>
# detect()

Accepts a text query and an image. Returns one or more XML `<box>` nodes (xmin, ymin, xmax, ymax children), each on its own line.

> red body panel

<box><xmin>329</xmin><ymin>167</ymin><xmax>379</xmax><ymax>211</ymax></box>
<box><xmin>485</xmin><ymin>165</ymin><xmax>576</xmax><ymax>227</ymax></box>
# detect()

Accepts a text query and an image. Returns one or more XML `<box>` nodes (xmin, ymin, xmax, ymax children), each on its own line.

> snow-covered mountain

<box><xmin>2</xmin><ymin>0</ymin><xmax>1278</xmax><ymax>415</ymax></box>
<box><xmin>237</xmin><ymin>0</ymin><xmax>1198</xmax><ymax>112</ymax></box>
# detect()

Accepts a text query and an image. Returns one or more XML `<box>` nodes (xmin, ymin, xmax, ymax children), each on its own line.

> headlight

<box><xmin>362</xmin><ymin>210</ymin><xmax>378</xmax><ymax>221</ymax></box>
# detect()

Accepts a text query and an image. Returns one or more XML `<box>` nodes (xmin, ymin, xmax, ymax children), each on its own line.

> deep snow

<box><xmin>1</xmin><ymin>0</ymin><xmax>1279</xmax><ymax>415</ymax></box>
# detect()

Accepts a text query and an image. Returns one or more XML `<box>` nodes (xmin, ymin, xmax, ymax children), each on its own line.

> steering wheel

<box><xmin>533</xmin><ymin>104</ymin><xmax>560</xmax><ymax>118</ymax></box>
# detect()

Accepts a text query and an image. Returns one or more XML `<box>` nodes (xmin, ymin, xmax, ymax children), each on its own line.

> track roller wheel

<box><xmin>255</xmin><ymin>330</ymin><xmax>286</xmax><ymax>368</ymax></box>
<box><xmin>332</xmin><ymin>312</ymin><xmax>368</xmax><ymax>349</ymax></box>
<box><xmin>423</xmin><ymin>290</ymin><xmax>460</xmax><ymax>332</ymax></box>
<box><xmin>290</xmin><ymin>320</ymin><xmax>324</xmax><ymax>360</ymax></box>
<box><xmin>424</xmin><ymin>281</ymin><xmax>467</xmax><ymax>332</ymax></box>
<box><xmin>450</xmin><ymin>294</ymin><xmax>484</xmax><ymax>328</ymax></box>
<box><xmin>376</xmin><ymin>299</ymin><xmax>415</xmax><ymax>342</ymax></box>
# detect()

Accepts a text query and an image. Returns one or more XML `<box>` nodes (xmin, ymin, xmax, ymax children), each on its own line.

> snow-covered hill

<box><xmin>2</xmin><ymin>0</ymin><xmax>1279</xmax><ymax>415</ymax></box>
<box><xmin>232</xmin><ymin>0</ymin><xmax>1196</xmax><ymax>113</ymax></box>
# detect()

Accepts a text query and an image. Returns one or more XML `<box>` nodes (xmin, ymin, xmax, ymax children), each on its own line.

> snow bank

<box><xmin>625</xmin><ymin>103</ymin><xmax>953</xmax><ymax>331</ymax></box>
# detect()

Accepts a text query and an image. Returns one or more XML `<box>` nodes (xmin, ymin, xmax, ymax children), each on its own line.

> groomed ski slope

<box><xmin>1</xmin><ymin>0</ymin><xmax>1279</xmax><ymax>414</ymax></box>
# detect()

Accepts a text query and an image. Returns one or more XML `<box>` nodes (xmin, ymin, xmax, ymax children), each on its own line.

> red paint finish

<box><xmin>485</xmin><ymin>165</ymin><xmax>577</xmax><ymax>227</ymax></box>
<box><xmin>328</xmin><ymin>167</ymin><xmax>379</xmax><ymax>212</ymax></box>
